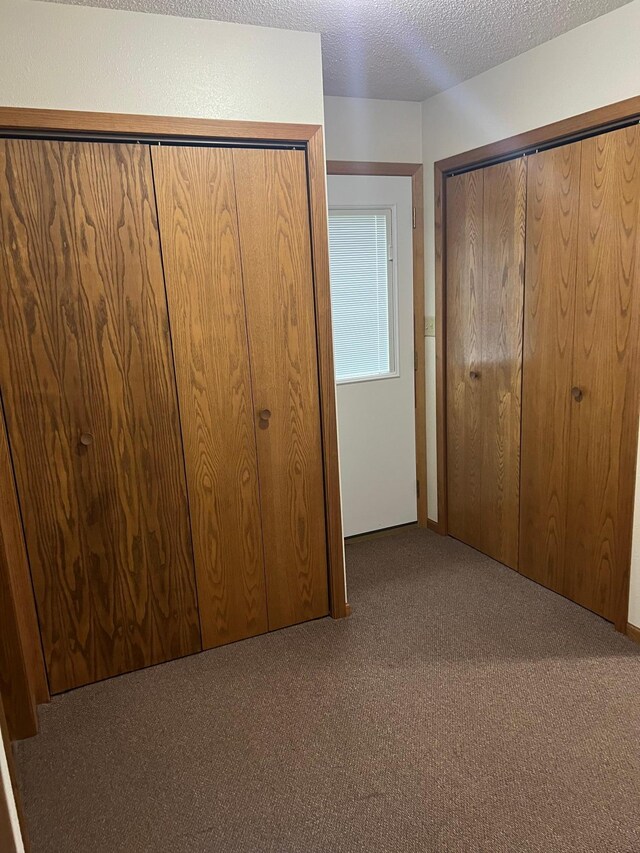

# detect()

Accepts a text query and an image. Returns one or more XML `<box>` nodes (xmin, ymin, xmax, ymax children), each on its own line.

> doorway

<box><xmin>326</xmin><ymin>163</ymin><xmax>426</xmax><ymax>536</ymax></box>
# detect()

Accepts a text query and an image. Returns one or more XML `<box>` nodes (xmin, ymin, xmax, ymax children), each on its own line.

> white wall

<box><xmin>324</xmin><ymin>96</ymin><xmax>422</xmax><ymax>163</ymax></box>
<box><xmin>421</xmin><ymin>0</ymin><xmax>640</xmax><ymax>625</ymax></box>
<box><xmin>0</xmin><ymin>0</ymin><xmax>323</xmax><ymax>124</ymax></box>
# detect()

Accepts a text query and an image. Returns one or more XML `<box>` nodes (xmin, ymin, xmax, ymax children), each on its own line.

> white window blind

<box><xmin>328</xmin><ymin>208</ymin><xmax>396</xmax><ymax>383</ymax></box>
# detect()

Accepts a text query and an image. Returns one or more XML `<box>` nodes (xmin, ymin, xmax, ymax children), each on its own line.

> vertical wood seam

<box><xmin>148</xmin><ymin>147</ymin><xmax>204</xmax><ymax>651</ymax></box>
<box><xmin>0</xmin><ymin>385</ymin><xmax>50</xmax><ymax>707</ymax></box>
<box><xmin>229</xmin><ymin>148</ymin><xmax>272</xmax><ymax>632</ymax></box>
<box><xmin>307</xmin><ymin>130</ymin><xmax>347</xmax><ymax>618</ymax></box>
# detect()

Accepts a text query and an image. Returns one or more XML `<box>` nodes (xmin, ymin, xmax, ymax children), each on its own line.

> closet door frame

<box><xmin>326</xmin><ymin>160</ymin><xmax>427</xmax><ymax>528</ymax></box>
<box><xmin>0</xmin><ymin>107</ymin><xmax>348</xmax><ymax>733</ymax></box>
<box><xmin>433</xmin><ymin>94</ymin><xmax>640</xmax><ymax>633</ymax></box>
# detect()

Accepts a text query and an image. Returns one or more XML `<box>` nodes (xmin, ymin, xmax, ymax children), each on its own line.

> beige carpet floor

<box><xmin>14</xmin><ymin>529</ymin><xmax>640</xmax><ymax>852</ymax></box>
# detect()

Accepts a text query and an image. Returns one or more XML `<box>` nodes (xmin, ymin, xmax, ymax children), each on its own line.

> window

<box><xmin>328</xmin><ymin>207</ymin><xmax>397</xmax><ymax>384</ymax></box>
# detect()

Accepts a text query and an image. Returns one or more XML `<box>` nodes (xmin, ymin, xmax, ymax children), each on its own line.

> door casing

<box><xmin>326</xmin><ymin>161</ymin><xmax>427</xmax><ymax>530</ymax></box>
<box><xmin>0</xmin><ymin>106</ymin><xmax>348</xmax><ymax>736</ymax></box>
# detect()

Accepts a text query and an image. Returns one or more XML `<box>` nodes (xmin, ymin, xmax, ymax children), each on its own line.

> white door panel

<box><xmin>328</xmin><ymin>175</ymin><xmax>416</xmax><ymax>537</ymax></box>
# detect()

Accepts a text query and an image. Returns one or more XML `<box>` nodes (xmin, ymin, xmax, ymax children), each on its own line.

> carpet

<box><xmin>14</xmin><ymin>529</ymin><xmax>640</xmax><ymax>852</ymax></box>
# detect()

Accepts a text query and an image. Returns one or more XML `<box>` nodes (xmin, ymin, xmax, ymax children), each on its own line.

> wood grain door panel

<box><xmin>446</xmin><ymin>169</ymin><xmax>484</xmax><ymax>546</ymax></box>
<box><xmin>519</xmin><ymin>143</ymin><xmax>581</xmax><ymax>593</ymax></box>
<box><xmin>151</xmin><ymin>145</ymin><xmax>269</xmax><ymax>649</ymax></box>
<box><xmin>564</xmin><ymin>126</ymin><xmax>640</xmax><ymax>625</ymax></box>
<box><xmin>480</xmin><ymin>159</ymin><xmax>526</xmax><ymax>569</ymax></box>
<box><xmin>0</xmin><ymin>140</ymin><xmax>200</xmax><ymax>692</ymax></box>
<box><xmin>0</xmin><ymin>408</ymin><xmax>42</xmax><ymax>737</ymax></box>
<box><xmin>232</xmin><ymin>148</ymin><xmax>329</xmax><ymax>630</ymax></box>
<box><xmin>446</xmin><ymin>162</ymin><xmax>525</xmax><ymax>568</ymax></box>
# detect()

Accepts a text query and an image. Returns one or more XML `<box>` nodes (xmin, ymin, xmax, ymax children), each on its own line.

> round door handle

<box><xmin>469</xmin><ymin>370</ymin><xmax>480</xmax><ymax>380</ymax></box>
<box><xmin>258</xmin><ymin>409</ymin><xmax>272</xmax><ymax>421</ymax></box>
<box><xmin>79</xmin><ymin>433</ymin><xmax>94</xmax><ymax>446</ymax></box>
<box><xmin>571</xmin><ymin>386</ymin><xmax>583</xmax><ymax>402</ymax></box>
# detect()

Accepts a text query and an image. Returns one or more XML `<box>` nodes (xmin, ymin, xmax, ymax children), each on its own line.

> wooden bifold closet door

<box><xmin>232</xmin><ymin>149</ymin><xmax>329</xmax><ymax>631</ymax></box>
<box><xmin>151</xmin><ymin>145</ymin><xmax>329</xmax><ymax>646</ymax></box>
<box><xmin>446</xmin><ymin>159</ymin><xmax>526</xmax><ymax>568</ymax></box>
<box><xmin>0</xmin><ymin>138</ymin><xmax>330</xmax><ymax>693</ymax></box>
<box><xmin>150</xmin><ymin>146</ymin><xmax>269</xmax><ymax>649</ymax></box>
<box><xmin>0</xmin><ymin>135</ymin><xmax>329</xmax><ymax>693</ymax></box>
<box><xmin>520</xmin><ymin>125</ymin><xmax>640</xmax><ymax>625</ymax></box>
<box><xmin>0</xmin><ymin>140</ymin><xmax>201</xmax><ymax>693</ymax></box>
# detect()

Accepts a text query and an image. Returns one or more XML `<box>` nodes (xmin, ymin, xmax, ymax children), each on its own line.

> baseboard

<box><xmin>427</xmin><ymin>518</ymin><xmax>445</xmax><ymax>536</ymax></box>
<box><xmin>627</xmin><ymin>623</ymin><xmax>640</xmax><ymax>644</ymax></box>
<box><xmin>345</xmin><ymin>603</ymin><xmax>352</xmax><ymax>617</ymax></box>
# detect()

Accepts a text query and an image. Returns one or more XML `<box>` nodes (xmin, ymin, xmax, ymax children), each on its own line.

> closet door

<box><xmin>480</xmin><ymin>160</ymin><xmax>526</xmax><ymax>568</ymax></box>
<box><xmin>151</xmin><ymin>146</ymin><xmax>269</xmax><ymax>649</ymax></box>
<box><xmin>519</xmin><ymin>142</ymin><xmax>581</xmax><ymax>592</ymax></box>
<box><xmin>0</xmin><ymin>140</ymin><xmax>200</xmax><ymax>693</ymax></box>
<box><xmin>446</xmin><ymin>160</ymin><xmax>525</xmax><ymax>568</ymax></box>
<box><xmin>446</xmin><ymin>169</ymin><xmax>484</xmax><ymax>545</ymax></box>
<box><xmin>232</xmin><ymin>149</ymin><xmax>329</xmax><ymax>630</ymax></box>
<box><xmin>564</xmin><ymin>125</ymin><xmax>640</xmax><ymax>625</ymax></box>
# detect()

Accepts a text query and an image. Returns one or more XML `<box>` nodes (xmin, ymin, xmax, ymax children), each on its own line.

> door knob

<box><xmin>469</xmin><ymin>370</ymin><xmax>480</xmax><ymax>380</ymax></box>
<box><xmin>571</xmin><ymin>386</ymin><xmax>583</xmax><ymax>402</ymax></box>
<box><xmin>79</xmin><ymin>433</ymin><xmax>94</xmax><ymax>446</ymax></box>
<box><xmin>258</xmin><ymin>409</ymin><xmax>272</xmax><ymax>422</ymax></box>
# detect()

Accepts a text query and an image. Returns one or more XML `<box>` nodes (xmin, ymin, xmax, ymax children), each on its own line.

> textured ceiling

<box><xmin>44</xmin><ymin>0</ymin><xmax>631</xmax><ymax>100</ymax></box>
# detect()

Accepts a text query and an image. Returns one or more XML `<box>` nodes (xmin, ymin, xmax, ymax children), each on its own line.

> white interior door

<box><xmin>328</xmin><ymin>174</ymin><xmax>416</xmax><ymax>537</ymax></box>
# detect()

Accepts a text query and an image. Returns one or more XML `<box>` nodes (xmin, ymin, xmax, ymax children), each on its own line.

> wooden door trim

<box><xmin>306</xmin><ymin>145</ymin><xmax>348</xmax><ymax>617</ymax></box>
<box><xmin>434</xmin><ymin>96</ymin><xmax>640</xmax><ymax>630</ymax></box>
<box><xmin>0</xmin><ymin>107</ymin><xmax>322</xmax><ymax>143</ymax></box>
<box><xmin>0</xmin><ymin>108</ymin><xmax>347</xmax><ymax>700</ymax></box>
<box><xmin>327</xmin><ymin>161</ymin><xmax>423</xmax><ymax>178</ymax></box>
<box><xmin>435</xmin><ymin>95</ymin><xmax>640</xmax><ymax>175</ymax></box>
<box><xmin>326</xmin><ymin>160</ymin><xmax>428</xmax><ymax>528</ymax></box>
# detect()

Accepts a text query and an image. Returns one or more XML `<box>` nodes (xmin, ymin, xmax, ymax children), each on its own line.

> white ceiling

<box><xmin>46</xmin><ymin>0</ymin><xmax>631</xmax><ymax>101</ymax></box>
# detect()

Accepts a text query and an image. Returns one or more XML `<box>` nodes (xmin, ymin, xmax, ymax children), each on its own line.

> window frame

<box><xmin>328</xmin><ymin>204</ymin><xmax>400</xmax><ymax>386</ymax></box>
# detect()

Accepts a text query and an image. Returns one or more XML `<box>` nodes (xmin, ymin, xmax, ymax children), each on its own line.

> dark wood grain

<box><xmin>564</xmin><ymin>126</ymin><xmax>640</xmax><ymax>627</ymax></box>
<box><xmin>151</xmin><ymin>145</ymin><xmax>269</xmax><ymax>649</ymax></box>
<box><xmin>306</xmin><ymin>129</ymin><xmax>348</xmax><ymax>618</ymax></box>
<box><xmin>480</xmin><ymin>159</ymin><xmax>526</xmax><ymax>569</ymax></box>
<box><xmin>434</xmin><ymin>98</ymin><xmax>640</xmax><ymax>545</ymax></box>
<box><xmin>0</xmin><ymin>140</ymin><xmax>200</xmax><ymax>693</ymax></box>
<box><xmin>0</xmin><ymin>407</ymin><xmax>40</xmax><ymax>739</ymax></box>
<box><xmin>0</xmin><ymin>540</ymin><xmax>36</xmax><ymax>740</ymax></box>
<box><xmin>446</xmin><ymin>162</ymin><xmax>525</xmax><ymax>568</ymax></box>
<box><xmin>232</xmin><ymin>148</ymin><xmax>329</xmax><ymax>630</ymax></box>
<box><xmin>0</xmin><ymin>109</ymin><xmax>347</xmax><ymax>625</ymax></box>
<box><xmin>446</xmin><ymin>169</ymin><xmax>484</xmax><ymax>547</ymax></box>
<box><xmin>519</xmin><ymin>142</ymin><xmax>581</xmax><ymax>592</ymax></box>
<box><xmin>0</xmin><ymin>398</ymin><xmax>48</xmax><ymax>707</ymax></box>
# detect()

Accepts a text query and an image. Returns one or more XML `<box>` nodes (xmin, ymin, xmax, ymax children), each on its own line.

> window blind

<box><xmin>328</xmin><ymin>210</ymin><xmax>394</xmax><ymax>383</ymax></box>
